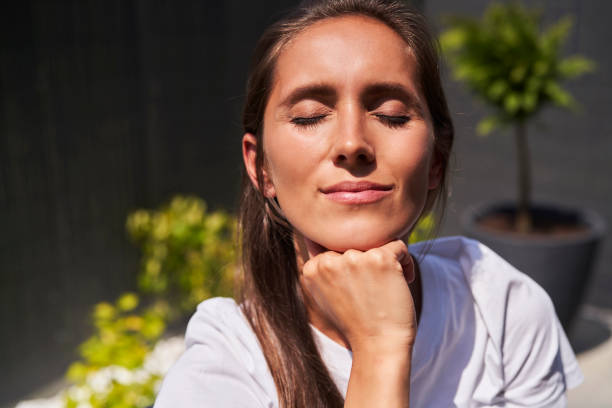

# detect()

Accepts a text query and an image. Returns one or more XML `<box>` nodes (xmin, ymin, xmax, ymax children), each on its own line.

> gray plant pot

<box><xmin>461</xmin><ymin>202</ymin><xmax>606</xmax><ymax>330</ymax></box>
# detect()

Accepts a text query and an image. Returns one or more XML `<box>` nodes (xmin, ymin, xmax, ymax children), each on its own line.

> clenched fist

<box><xmin>300</xmin><ymin>239</ymin><xmax>418</xmax><ymax>355</ymax></box>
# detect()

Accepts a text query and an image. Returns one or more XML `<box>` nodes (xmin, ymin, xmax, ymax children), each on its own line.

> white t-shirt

<box><xmin>154</xmin><ymin>236</ymin><xmax>583</xmax><ymax>407</ymax></box>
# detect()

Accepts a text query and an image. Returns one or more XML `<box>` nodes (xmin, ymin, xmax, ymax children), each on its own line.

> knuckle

<box><xmin>318</xmin><ymin>255</ymin><xmax>336</xmax><ymax>272</ymax></box>
<box><xmin>368</xmin><ymin>249</ymin><xmax>387</xmax><ymax>266</ymax></box>
<box><xmin>302</xmin><ymin>261</ymin><xmax>316</xmax><ymax>277</ymax></box>
<box><xmin>343</xmin><ymin>249</ymin><xmax>361</xmax><ymax>264</ymax></box>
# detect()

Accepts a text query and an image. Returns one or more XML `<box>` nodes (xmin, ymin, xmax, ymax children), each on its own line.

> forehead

<box><xmin>271</xmin><ymin>15</ymin><xmax>419</xmax><ymax>94</ymax></box>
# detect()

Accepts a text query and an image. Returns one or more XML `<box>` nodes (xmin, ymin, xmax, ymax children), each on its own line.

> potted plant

<box><xmin>440</xmin><ymin>3</ymin><xmax>605</xmax><ymax>329</ymax></box>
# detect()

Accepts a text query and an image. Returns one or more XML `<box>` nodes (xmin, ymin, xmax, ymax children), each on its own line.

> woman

<box><xmin>155</xmin><ymin>1</ymin><xmax>583</xmax><ymax>406</ymax></box>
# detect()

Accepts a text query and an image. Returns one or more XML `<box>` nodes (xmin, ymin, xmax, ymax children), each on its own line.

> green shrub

<box><xmin>126</xmin><ymin>196</ymin><xmax>238</xmax><ymax>313</ymax></box>
<box><xmin>64</xmin><ymin>196</ymin><xmax>238</xmax><ymax>408</ymax></box>
<box><xmin>409</xmin><ymin>214</ymin><xmax>435</xmax><ymax>244</ymax></box>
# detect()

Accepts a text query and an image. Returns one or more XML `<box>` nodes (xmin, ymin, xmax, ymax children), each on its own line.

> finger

<box><xmin>380</xmin><ymin>240</ymin><xmax>409</xmax><ymax>263</ymax></box>
<box><xmin>380</xmin><ymin>240</ymin><xmax>415</xmax><ymax>283</ymax></box>
<box><xmin>403</xmin><ymin>254</ymin><xmax>415</xmax><ymax>284</ymax></box>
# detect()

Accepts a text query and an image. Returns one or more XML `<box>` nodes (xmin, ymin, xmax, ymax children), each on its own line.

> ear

<box><xmin>428</xmin><ymin>151</ymin><xmax>443</xmax><ymax>190</ymax></box>
<box><xmin>242</xmin><ymin>133</ymin><xmax>276</xmax><ymax>198</ymax></box>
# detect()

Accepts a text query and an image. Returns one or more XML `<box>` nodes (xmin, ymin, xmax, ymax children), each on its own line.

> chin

<box><xmin>309</xmin><ymin>222</ymin><xmax>409</xmax><ymax>253</ymax></box>
<box><xmin>322</xmin><ymin>239</ymin><xmax>390</xmax><ymax>253</ymax></box>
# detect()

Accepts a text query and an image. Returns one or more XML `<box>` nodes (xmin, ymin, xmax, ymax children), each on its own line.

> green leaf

<box><xmin>439</xmin><ymin>27</ymin><xmax>467</xmax><ymax>51</ymax></box>
<box><xmin>558</xmin><ymin>55</ymin><xmax>596</xmax><ymax>78</ymax></box>
<box><xmin>93</xmin><ymin>302</ymin><xmax>115</xmax><ymax>321</ymax></box>
<box><xmin>526</xmin><ymin>76</ymin><xmax>543</xmax><ymax>92</ymax></box>
<box><xmin>541</xmin><ymin>16</ymin><xmax>573</xmax><ymax>54</ymax></box>
<box><xmin>66</xmin><ymin>362</ymin><xmax>89</xmax><ymax>382</ymax></box>
<box><xmin>141</xmin><ymin>315</ymin><xmax>166</xmax><ymax>340</ymax></box>
<box><xmin>504</xmin><ymin>93</ymin><xmax>522</xmax><ymax>115</ymax></box>
<box><xmin>126</xmin><ymin>210</ymin><xmax>152</xmax><ymax>241</ymax></box>
<box><xmin>544</xmin><ymin>81</ymin><xmax>574</xmax><ymax>108</ymax></box>
<box><xmin>510</xmin><ymin>65</ymin><xmax>528</xmax><ymax>83</ymax></box>
<box><xmin>409</xmin><ymin>214</ymin><xmax>435</xmax><ymax>244</ymax></box>
<box><xmin>117</xmin><ymin>293</ymin><xmax>139</xmax><ymax>312</ymax></box>
<box><xmin>487</xmin><ymin>79</ymin><xmax>508</xmax><ymax>101</ymax></box>
<box><xmin>531</xmin><ymin>59</ymin><xmax>546</xmax><ymax>77</ymax></box>
<box><xmin>522</xmin><ymin>92</ymin><xmax>538</xmax><ymax>114</ymax></box>
<box><xmin>476</xmin><ymin>116</ymin><xmax>503</xmax><ymax>136</ymax></box>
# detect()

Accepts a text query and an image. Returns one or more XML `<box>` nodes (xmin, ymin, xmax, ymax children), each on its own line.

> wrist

<box><xmin>350</xmin><ymin>333</ymin><xmax>416</xmax><ymax>357</ymax></box>
<box><xmin>352</xmin><ymin>347</ymin><xmax>413</xmax><ymax>368</ymax></box>
<box><xmin>351</xmin><ymin>344</ymin><xmax>414</xmax><ymax>374</ymax></box>
<box><xmin>348</xmin><ymin>346</ymin><xmax>413</xmax><ymax>406</ymax></box>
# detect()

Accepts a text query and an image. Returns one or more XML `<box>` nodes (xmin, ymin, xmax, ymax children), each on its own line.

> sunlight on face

<box><xmin>258</xmin><ymin>16</ymin><xmax>440</xmax><ymax>252</ymax></box>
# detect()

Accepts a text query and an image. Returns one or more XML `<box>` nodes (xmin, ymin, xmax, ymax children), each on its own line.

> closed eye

<box><xmin>375</xmin><ymin>114</ymin><xmax>411</xmax><ymax>128</ymax></box>
<box><xmin>290</xmin><ymin>115</ymin><xmax>328</xmax><ymax>128</ymax></box>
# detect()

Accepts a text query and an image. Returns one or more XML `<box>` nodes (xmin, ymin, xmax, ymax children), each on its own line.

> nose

<box><xmin>331</xmin><ymin>109</ymin><xmax>375</xmax><ymax>167</ymax></box>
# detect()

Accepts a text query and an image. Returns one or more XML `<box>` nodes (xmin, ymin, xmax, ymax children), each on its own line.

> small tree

<box><xmin>440</xmin><ymin>2</ymin><xmax>595</xmax><ymax>232</ymax></box>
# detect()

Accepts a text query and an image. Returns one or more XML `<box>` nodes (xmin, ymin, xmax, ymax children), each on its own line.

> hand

<box><xmin>300</xmin><ymin>239</ymin><xmax>417</xmax><ymax>354</ymax></box>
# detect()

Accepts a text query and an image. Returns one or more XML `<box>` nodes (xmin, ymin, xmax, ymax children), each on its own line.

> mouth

<box><xmin>320</xmin><ymin>181</ymin><xmax>394</xmax><ymax>204</ymax></box>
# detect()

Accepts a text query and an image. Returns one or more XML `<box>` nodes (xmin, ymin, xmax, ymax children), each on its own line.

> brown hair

<box><xmin>238</xmin><ymin>1</ymin><xmax>454</xmax><ymax>406</ymax></box>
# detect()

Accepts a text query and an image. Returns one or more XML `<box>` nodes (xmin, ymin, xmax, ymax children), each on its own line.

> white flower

<box><xmin>15</xmin><ymin>336</ymin><xmax>186</xmax><ymax>408</ymax></box>
<box><xmin>144</xmin><ymin>336</ymin><xmax>184</xmax><ymax>375</ymax></box>
<box><xmin>108</xmin><ymin>366</ymin><xmax>135</xmax><ymax>385</ymax></box>
<box><xmin>132</xmin><ymin>368</ymin><xmax>153</xmax><ymax>384</ymax></box>
<box><xmin>14</xmin><ymin>394</ymin><xmax>64</xmax><ymax>408</ymax></box>
<box><xmin>68</xmin><ymin>386</ymin><xmax>91</xmax><ymax>403</ymax></box>
<box><xmin>87</xmin><ymin>369</ymin><xmax>113</xmax><ymax>394</ymax></box>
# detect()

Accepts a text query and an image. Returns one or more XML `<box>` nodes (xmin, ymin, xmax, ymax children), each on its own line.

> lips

<box><xmin>320</xmin><ymin>181</ymin><xmax>393</xmax><ymax>204</ymax></box>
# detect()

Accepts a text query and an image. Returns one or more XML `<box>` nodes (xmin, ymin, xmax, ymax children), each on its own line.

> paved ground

<box><xmin>567</xmin><ymin>304</ymin><xmax>612</xmax><ymax>407</ymax></box>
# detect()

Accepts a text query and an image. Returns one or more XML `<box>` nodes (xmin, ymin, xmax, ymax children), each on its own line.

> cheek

<box><xmin>388</xmin><ymin>136</ymin><xmax>435</xmax><ymax>215</ymax></box>
<box><xmin>263</xmin><ymin>132</ymin><xmax>320</xmax><ymax>200</ymax></box>
<box><xmin>389</xmin><ymin>135</ymin><xmax>433</xmax><ymax>184</ymax></box>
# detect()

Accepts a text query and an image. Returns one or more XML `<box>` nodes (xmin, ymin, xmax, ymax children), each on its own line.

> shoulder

<box><xmin>154</xmin><ymin>297</ymin><xmax>277</xmax><ymax>408</ymax></box>
<box><xmin>413</xmin><ymin>236</ymin><xmax>554</xmax><ymax>340</ymax></box>
<box><xmin>415</xmin><ymin>236</ymin><xmax>568</xmax><ymax>346</ymax></box>
<box><xmin>415</xmin><ymin>236</ymin><xmax>583</xmax><ymax>404</ymax></box>
<box><xmin>185</xmin><ymin>297</ymin><xmax>252</xmax><ymax>348</ymax></box>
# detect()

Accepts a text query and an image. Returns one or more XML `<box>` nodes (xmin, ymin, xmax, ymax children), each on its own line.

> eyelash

<box><xmin>290</xmin><ymin>115</ymin><xmax>327</xmax><ymax>129</ymax></box>
<box><xmin>374</xmin><ymin>114</ymin><xmax>411</xmax><ymax>128</ymax></box>
<box><xmin>290</xmin><ymin>114</ymin><xmax>411</xmax><ymax>129</ymax></box>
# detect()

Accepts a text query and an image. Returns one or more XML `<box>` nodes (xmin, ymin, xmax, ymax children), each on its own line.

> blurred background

<box><xmin>1</xmin><ymin>0</ymin><xmax>610</xmax><ymax>406</ymax></box>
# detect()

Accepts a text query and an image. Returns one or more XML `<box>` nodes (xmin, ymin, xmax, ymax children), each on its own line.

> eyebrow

<box><xmin>279</xmin><ymin>81</ymin><xmax>425</xmax><ymax>117</ymax></box>
<box><xmin>279</xmin><ymin>83</ymin><xmax>337</xmax><ymax>108</ymax></box>
<box><xmin>362</xmin><ymin>82</ymin><xmax>425</xmax><ymax>117</ymax></box>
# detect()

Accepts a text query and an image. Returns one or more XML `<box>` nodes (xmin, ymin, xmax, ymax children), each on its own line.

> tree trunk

<box><xmin>515</xmin><ymin>121</ymin><xmax>532</xmax><ymax>232</ymax></box>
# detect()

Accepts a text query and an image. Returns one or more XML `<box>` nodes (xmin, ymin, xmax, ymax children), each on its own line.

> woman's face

<box><xmin>244</xmin><ymin>15</ymin><xmax>441</xmax><ymax>252</ymax></box>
